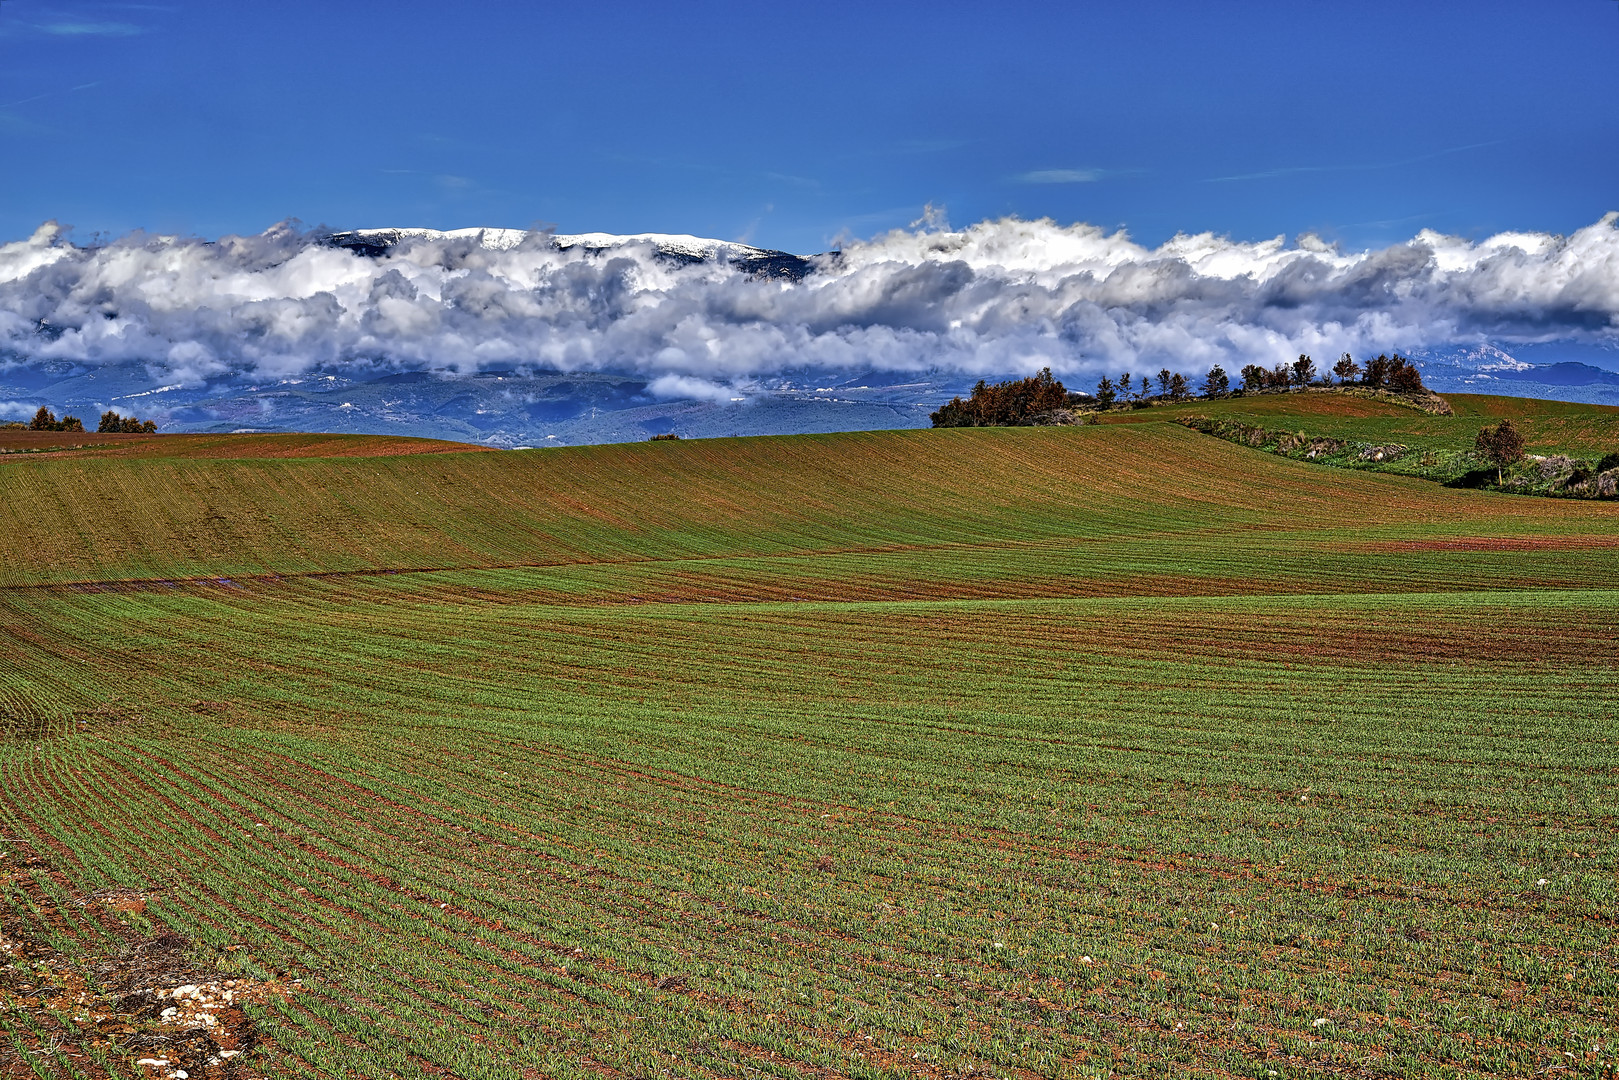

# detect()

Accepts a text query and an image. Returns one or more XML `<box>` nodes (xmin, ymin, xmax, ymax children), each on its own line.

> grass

<box><xmin>1099</xmin><ymin>390</ymin><xmax>1619</xmax><ymax>457</ymax></box>
<box><xmin>3</xmin><ymin>423</ymin><xmax>1615</xmax><ymax>589</ymax></box>
<box><xmin>0</xmin><ymin>407</ymin><xmax>1615</xmax><ymax>1079</ymax></box>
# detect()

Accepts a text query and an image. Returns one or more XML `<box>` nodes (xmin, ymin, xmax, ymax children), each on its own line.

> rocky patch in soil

<box><xmin>0</xmin><ymin>858</ymin><xmax>294</xmax><ymax>1080</ymax></box>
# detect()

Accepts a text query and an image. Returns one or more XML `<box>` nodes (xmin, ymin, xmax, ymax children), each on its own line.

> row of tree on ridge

<box><xmin>932</xmin><ymin>354</ymin><xmax>1427</xmax><ymax>427</ymax></box>
<box><xmin>10</xmin><ymin>407</ymin><xmax>159</xmax><ymax>433</ymax></box>
<box><xmin>939</xmin><ymin>351</ymin><xmax>1431</xmax><ymax>427</ymax></box>
<box><xmin>1095</xmin><ymin>353</ymin><xmax>1425</xmax><ymax>407</ymax></box>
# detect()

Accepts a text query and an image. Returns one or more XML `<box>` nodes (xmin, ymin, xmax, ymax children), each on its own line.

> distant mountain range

<box><xmin>4</xmin><ymin>229</ymin><xmax>1616</xmax><ymax>444</ymax></box>
<box><xmin>325</xmin><ymin>228</ymin><xmax>822</xmax><ymax>281</ymax></box>
<box><xmin>1410</xmin><ymin>344</ymin><xmax>1619</xmax><ymax>405</ymax></box>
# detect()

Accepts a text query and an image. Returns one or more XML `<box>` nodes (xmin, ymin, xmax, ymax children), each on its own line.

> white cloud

<box><xmin>2</xmin><ymin>213</ymin><xmax>1617</xmax><ymax>391</ymax></box>
<box><xmin>646</xmin><ymin>374</ymin><xmax>738</xmax><ymax>403</ymax></box>
<box><xmin>1018</xmin><ymin>169</ymin><xmax>1102</xmax><ymax>184</ymax></box>
<box><xmin>35</xmin><ymin>21</ymin><xmax>144</xmax><ymax>37</ymax></box>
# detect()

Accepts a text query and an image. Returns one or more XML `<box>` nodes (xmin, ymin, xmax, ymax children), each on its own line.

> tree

<box><xmin>1292</xmin><ymin>354</ymin><xmax>1317</xmax><ymax>387</ymax></box>
<box><xmin>1386</xmin><ymin>355</ymin><xmax>1425</xmax><ymax>393</ymax></box>
<box><xmin>1156</xmin><ymin>369</ymin><xmax>1173</xmax><ymax>397</ymax></box>
<box><xmin>25</xmin><ymin>407</ymin><xmax>85</xmax><ymax>431</ymax></box>
<box><xmin>1239</xmin><ymin>364</ymin><xmax>1265</xmax><ymax>392</ymax></box>
<box><xmin>1094</xmin><ymin>376</ymin><xmax>1117</xmax><ymax>409</ymax></box>
<box><xmin>1119</xmin><ymin>373</ymin><xmax>1133</xmax><ymax>398</ymax></box>
<box><xmin>1363</xmin><ymin>354</ymin><xmax>1391</xmax><ymax>389</ymax></box>
<box><xmin>1202</xmin><ymin>365</ymin><xmax>1230</xmax><ymax>397</ymax></box>
<box><xmin>1268</xmin><ymin>363</ymin><xmax>1293</xmax><ymax>390</ymax></box>
<box><xmin>98</xmin><ymin>410</ymin><xmax>159</xmax><ymax>433</ymax></box>
<box><xmin>1332</xmin><ymin>353</ymin><xmax>1361</xmax><ymax>384</ymax></box>
<box><xmin>930</xmin><ymin>367</ymin><xmax>1069</xmax><ymax>427</ymax></box>
<box><xmin>1167</xmin><ymin>372</ymin><xmax>1190</xmax><ymax>400</ymax></box>
<box><xmin>1475</xmin><ymin>419</ymin><xmax>1526</xmax><ymax>484</ymax></box>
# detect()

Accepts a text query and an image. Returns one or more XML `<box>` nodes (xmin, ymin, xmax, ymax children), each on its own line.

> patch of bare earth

<box><xmin>0</xmin><ymin>866</ymin><xmax>293</xmax><ymax>1080</ymax></box>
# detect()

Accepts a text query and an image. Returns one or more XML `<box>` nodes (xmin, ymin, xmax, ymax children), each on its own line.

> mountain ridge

<box><xmin>324</xmin><ymin>226</ymin><xmax>822</xmax><ymax>280</ymax></box>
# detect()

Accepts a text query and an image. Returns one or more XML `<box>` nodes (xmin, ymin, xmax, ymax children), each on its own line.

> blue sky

<box><xmin>1</xmin><ymin>1</ymin><xmax>1615</xmax><ymax>253</ymax></box>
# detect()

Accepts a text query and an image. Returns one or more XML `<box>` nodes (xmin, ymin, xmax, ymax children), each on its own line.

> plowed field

<box><xmin>1</xmin><ymin>420</ymin><xmax>1614</xmax><ymax>1079</ymax></box>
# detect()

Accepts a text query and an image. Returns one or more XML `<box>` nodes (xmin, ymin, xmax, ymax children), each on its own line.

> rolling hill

<box><xmin>1</xmin><ymin>399</ymin><xmax>1614</xmax><ymax>1079</ymax></box>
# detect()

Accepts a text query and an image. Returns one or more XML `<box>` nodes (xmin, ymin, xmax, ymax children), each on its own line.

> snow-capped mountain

<box><xmin>1411</xmin><ymin>344</ymin><xmax>1619</xmax><ymax>404</ymax></box>
<box><xmin>325</xmin><ymin>227</ymin><xmax>820</xmax><ymax>279</ymax></box>
<box><xmin>8</xmin><ymin>220</ymin><xmax>1618</xmax><ymax>446</ymax></box>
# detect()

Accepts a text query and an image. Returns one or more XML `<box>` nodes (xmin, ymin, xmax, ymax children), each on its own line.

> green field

<box><xmin>1098</xmin><ymin>390</ymin><xmax>1619</xmax><ymax>457</ymax></box>
<box><xmin>1</xmin><ymin>400</ymin><xmax>1615</xmax><ymax>1080</ymax></box>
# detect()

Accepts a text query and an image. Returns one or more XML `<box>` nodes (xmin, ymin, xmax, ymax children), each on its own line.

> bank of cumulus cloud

<box><xmin>1</xmin><ymin>214</ymin><xmax>1616</xmax><ymax>393</ymax></box>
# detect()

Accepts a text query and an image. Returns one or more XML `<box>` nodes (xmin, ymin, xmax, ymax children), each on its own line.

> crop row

<box><xmin>1</xmin><ymin>579</ymin><xmax>1614</xmax><ymax>1077</ymax></box>
<box><xmin>4</xmin><ymin>424</ymin><xmax>1616</xmax><ymax>588</ymax></box>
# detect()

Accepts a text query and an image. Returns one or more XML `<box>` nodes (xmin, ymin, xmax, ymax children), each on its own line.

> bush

<box><xmin>648</xmin><ymin>433</ymin><xmax>680</xmax><ymax>441</ymax></box>
<box><xmin>1598</xmin><ymin>452</ymin><xmax>1619</xmax><ymax>473</ymax></box>
<box><xmin>930</xmin><ymin>367</ymin><xmax>1068</xmax><ymax>427</ymax></box>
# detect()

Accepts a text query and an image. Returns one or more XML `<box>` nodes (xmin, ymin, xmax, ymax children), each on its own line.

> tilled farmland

<box><xmin>1</xmin><ymin>415</ymin><xmax>1615</xmax><ymax>1079</ymax></box>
